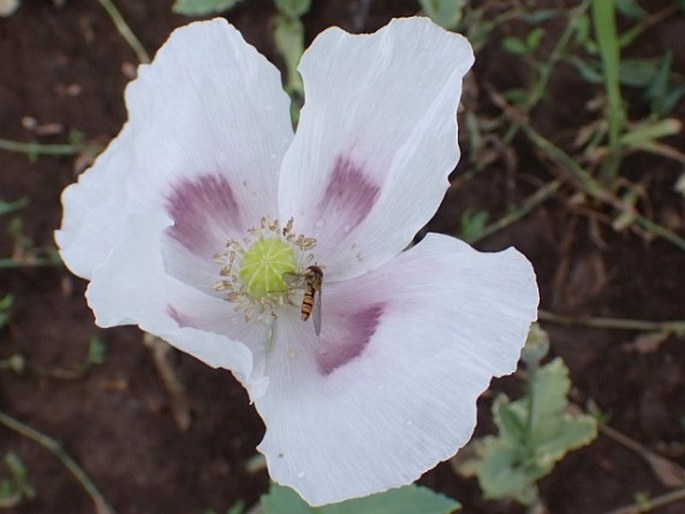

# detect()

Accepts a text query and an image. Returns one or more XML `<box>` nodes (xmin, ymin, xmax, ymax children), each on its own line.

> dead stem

<box><xmin>538</xmin><ymin>310</ymin><xmax>685</xmax><ymax>333</ymax></box>
<box><xmin>601</xmin><ymin>488</ymin><xmax>685</xmax><ymax>514</ymax></box>
<box><xmin>618</xmin><ymin>4</ymin><xmax>680</xmax><ymax>48</ymax></box>
<box><xmin>0</xmin><ymin>255</ymin><xmax>63</xmax><ymax>269</ymax></box>
<box><xmin>143</xmin><ymin>334</ymin><xmax>191</xmax><ymax>431</ymax></box>
<box><xmin>0</xmin><ymin>138</ymin><xmax>80</xmax><ymax>156</ymax></box>
<box><xmin>0</xmin><ymin>411</ymin><xmax>117</xmax><ymax>514</ymax></box>
<box><xmin>486</xmin><ymin>86</ymin><xmax>685</xmax><ymax>252</ymax></box>
<box><xmin>468</xmin><ymin>179</ymin><xmax>562</xmax><ymax>244</ymax></box>
<box><xmin>520</xmin><ymin>124</ymin><xmax>685</xmax><ymax>252</ymax></box>
<box><xmin>96</xmin><ymin>0</ymin><xmax>150</xmax><ymax>64</ymax></box>
<box><xmin>600</xmin><ymin>423</ymin><xmax>685</xmax><ymax>489</ymax></box>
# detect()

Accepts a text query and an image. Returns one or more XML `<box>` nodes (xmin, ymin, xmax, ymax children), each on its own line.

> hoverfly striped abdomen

<box><xmin>283</xmin><ymin>265</ymin><xmax>323</xmax><ymax>336</ymax></box>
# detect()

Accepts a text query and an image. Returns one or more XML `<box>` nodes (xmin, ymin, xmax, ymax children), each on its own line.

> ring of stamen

<box><xmin>213</xmin><ymin>216</ymin><xmax>316</xmax><ymax>323</ymax></box>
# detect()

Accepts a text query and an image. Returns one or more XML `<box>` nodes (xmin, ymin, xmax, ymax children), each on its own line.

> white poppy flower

<box><xmin>55</xmin><ymin>17</ymin><xmax>538</xmax><ymax>506</ymax></box>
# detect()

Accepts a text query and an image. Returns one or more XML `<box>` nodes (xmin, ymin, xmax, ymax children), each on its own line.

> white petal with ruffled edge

<box><xmin>278</xmin><ymin>17</ymin><xmax>474</xmax><ymax>281</ymax></box>
<box><xmin>86</xmin><ymin>210</ymin><xmax>269</xmax><ymax>396</ymax></box>
<box><xmin>57</xmin><ymin>18</ymin><xmax>294</xmax><ymax>292</ymax></box>
<box><xmin>255</xmin><ymin>234</ymin><xmax>538</xmax><ymax>505</ymax></box>
<box><xmin>56</xmin><ymin>125</ymin><xmax>136</xmax><ymax>279</ymax></box>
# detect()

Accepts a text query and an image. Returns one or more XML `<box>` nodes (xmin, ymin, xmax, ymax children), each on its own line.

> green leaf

<box><xmin>227</xmin><ymin>500</ymin><xmax>246</xmax><ymax>514</ymax></box>
<box><xmin>573</xmin><ymin>14</ymin><xmax>590</xmax><ymax>46</ymax></box>
<box><xmin>273</xmin><ymin>0</ymin><xmax>311</xmax><ymax>18</ymax></box>
<box><xmin>643</xmin><ymin>51</ymin><xmax>685</xmax><ymax>116</ymax></box>
<box><xmin>657</xmin><ymin>86</ymin><xmax>685</xmax><ymax>117</ymax></box>
<box><xmin>0</xmin><ymin>294</ymin><xmax>14</xmax><ymax>311</ymax></box>
<box><xmin>476</xmin><ymin>438</ymin><xmax>538</xmax><ymax>505</ymax></box>
<box><xmin>418</xmin><ymin>0</ymin><xmax>465</xmax><ymax>30</ymax></box>
<box><xmin>525</xmin><ymin>28</ymin><xmax>545</xmax><ymax>52</ymax></box>
<box><xmin>172</xmin><ymin>0</ymin><xmax>244</xmax><ymax>16</ymax></box>
<box><xmin>528</xmin><ymin>358</ymin><xmax>570</xmax><ymax>435</ymax></box>
<box><xmin>526</xmin><ymin>358</ymin><xmax>598</xmax><ymax>466</ymax></box>
<box><xmin>619</xmin><ymin>58</ymin><xmax>662</xmax><ymax>87</ymax></box>
<box><xmin>87</xmin><ymin>337</ymin><xmax>107</xmax><ymax>365</ymax></box>
<box><xmin>592</xmin><ymin>0</ymin><xmax>624</xmax><ymax>163</ymax></box>
<box><xmin>645</xmin><ymin>52</ymin><xmax>672</xmax><ymax>100</ymax></box>
<box><xmin>454</xmin><ymin>354</ymin><xmax>598</xmax><ymax>506</ymax></box>
<box><xmin>0</xmin><ymin>197</ymin><xmax>28</xmax><ymax>217</ymax></box>
<box><xmin>502</xmin><ymin>87</ymin><xmax>528</xmax><ymax>106</ymax></box>
<box><xmin>459</xmin><ymin>209</ymin><xmax>489</xmax><ymax>242</ymax></box>
<box><xmin>502</xmin><ymin>36</ymin><xmax>527</xmax><ymax>56</ymax></box>
<box><xmin>533</xmin><ymin>416</ymin><xmax>598</xmax><ymax>467</ymax></box>
<box><xmin>0</xmin><ymin>294</ymin><xmax>14</xmax><ymax>329</ymax></box>
<box><xmin>519</xmin><ymin>9</ymin><xmax>561</xmax><ymax>24</ymax></box>
<box><xmin>615</xmin><ymin>0</ymin><xmax>646</xmax><ymax>19</ymax></box>
<box><xmin>520</xmin><ymin>324</ymin><xmax>550</xmax><ymax>367</ymax></box>
<box><xmin>620</xmin><ymin>118</ymin><xmax>682</xmax><ymax>148</ymax></box>
<box><xmin>4</xmin><ymin>453</ymin><xmax>26</xmax><ymax>482</ymax></box>
<box><xmin>0</xmin><ymin>452</ymin><xmax>35</xmax><ymax>503</ymax></box>
<box><xmin>261</xmin><ymin>484</ymin><xmax>308</xmax><ymax>514</ymax></box>
<box><xmin>325</xmin><ymin>485</ymin><xmax>460</xmax><ymax>514</ymax></box>
<box><xmin>492</xmin><ymin>396</ymin><xmax>526</xmax><ymax>445</ymax></box>
<box><xmin>261</xmin><ymin>484</ymin><xmax>460</xmax><ymax>514</ymax></box>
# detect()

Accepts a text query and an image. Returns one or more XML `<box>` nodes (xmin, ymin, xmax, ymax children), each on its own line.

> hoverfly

<box><xmin>283</xmin><ymin>265</ymin><xmax>323</xmax><ymax>336</ymax></box>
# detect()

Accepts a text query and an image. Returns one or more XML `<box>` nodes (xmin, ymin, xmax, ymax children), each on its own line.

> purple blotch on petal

<box><xmin>316</xmin><ymin>303</ymin><xmax>384</xmax><ymax>375</ymax></box>
<box><xmin>318</xmin><ymin>156</ymin><xmax>380</xmax><ymax>231</ymax></box>
<box><xmin>165</xmin><ymin>174</ymin><xmax>241</xmax><ymax>257</ymax></box>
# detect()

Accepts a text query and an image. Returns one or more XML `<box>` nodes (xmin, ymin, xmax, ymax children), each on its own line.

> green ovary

<box><xmin>239</xmin><ymin>238</ymin><xmax>298</xmax><ymax>299</ymax></box>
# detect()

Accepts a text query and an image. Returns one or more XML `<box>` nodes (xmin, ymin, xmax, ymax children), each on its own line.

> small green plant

<box><xmin>0</xmin><ymin>214</ymin><xmax>62</xmax><ymax>270</ymax></box>
<box><xmin>57</xmin><ymin>337</ymin><xmax>107</xmax><ymax>379</ymax></box>
<box><xmin>8</xmin><ymin>217</ymin><xmax>32</xmax><ymax>256</ymax></box>
<box><xmin>567</xmin><ymin>0</ymin><xmax>685</xmax><ymax>186</ymax></box>
<box><xmin>419</xmin><ymin>0</ymin><xmax>466</xmax><ymax>30</ymax></box>
<box><xmin>0</xmin><ymin>294</ymin><xmax>14</xmax><ymax>329</ymax></box>
<box><xmin>204</xmin><ymin>501</ymin><xmax>245</xmax><ymax>514</ymax></box>
<box><xmin>502</xmin><ymin>27</ymin><xmax>545</xmax><ymax>57</ymax></box>
<box><xmin>0</xmin><ymin>452</ymin><xmax>35</xmax><ymax>508</ymax></box>
<box><xmin>273</xmin><ymin>0</ymin><xmax>311</xmax><ymax>109</ymax></box>
<box><xmin>459</xmin><ymin>209</ymin><xmax>489</xmax><ymax>242</ymax></box>
<box><xmin>170</xmin><ymin>0</ymin><xmax>309</xmax><ymax>122</ymax></box>
<box><xmin>261</xmin><ymin>483</ymin><xmax>460</xmax><ymax>513</ymax></box>
<box><xmin>86</xmin><ymin>336</ymin><xmax>107</xmax><ymax>366</ymax></box>
<box><xmin>172</xmin><ymin>0</ymin><xmax>246</xmax><ymax>16</ymax></box>
<box><xmin>454</xmin><ymin>325</ymin><xmax>598</xmax><ymax>506</ymax></box>
<box><xmin>0</xmin><ymin>198</ymin><xmax>28</xmax><ymax>217</ymax></box>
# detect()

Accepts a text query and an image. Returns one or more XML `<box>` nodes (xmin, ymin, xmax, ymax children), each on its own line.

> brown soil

<box><xmin>1</xmin><ymin>1</ymin><xmax>684</xmax><ymax>513</ymax></box>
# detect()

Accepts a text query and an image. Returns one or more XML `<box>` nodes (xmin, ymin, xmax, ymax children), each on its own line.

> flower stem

<box><xmin>0</xmin><ymin>410</ymin><xmax>117</xmax><ymax>514</ymax></box>
<box><xmin>523</xmin><ymin>361</ymin><xmax>538</xmax><ymax>455</ymax></box>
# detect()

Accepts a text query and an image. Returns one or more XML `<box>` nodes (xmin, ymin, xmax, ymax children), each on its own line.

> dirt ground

<box><xmin>1</xmin><ymin>0</ymin><xmax>684</xmax><ymax>513</ymax></box>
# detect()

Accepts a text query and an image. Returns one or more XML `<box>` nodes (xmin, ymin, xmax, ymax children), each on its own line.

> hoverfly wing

<box><xmin>281</xmin><ymin>271</ymin><xmax>302</xmax><ymax>286</ymax></box>
<box><xmin>312</xmin><ymin>286</ymin><xmax>322</xmax><ymax>337</ymax></box>
<box><xmin>282</xmin><ymin>267</ymin><xmax>323</xmax><ymax>337</ymax></box>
